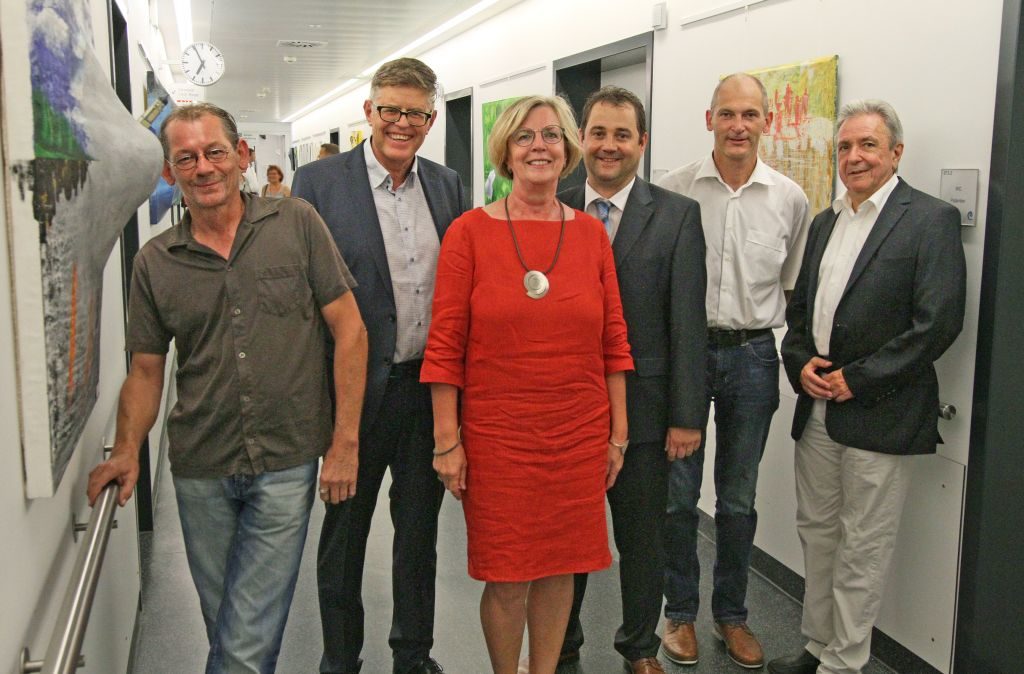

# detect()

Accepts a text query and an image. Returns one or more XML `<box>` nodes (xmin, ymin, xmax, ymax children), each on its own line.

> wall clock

<box><xmin>180</xmin><ymin>41</ymin><xmax>225</xmax><ymax>86</ymax></box>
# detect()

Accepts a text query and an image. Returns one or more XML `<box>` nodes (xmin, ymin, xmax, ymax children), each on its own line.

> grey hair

<box><xmin>836</xmin><ymin>99</ymin><xmax>904</xmax><ymax>147</ymax></box>
<box><xmin>710</xmin><ymin>73</ymin><xmax>769</xmax><ymax>115</ymax></box>
<box><xmin>370</xmin><ymin>57</ymin><xmax>439</xmax><ymax>108</ymax></box>
<box><xmin>159</xmin><ymin>102</ymin><xmax>240</xmax><ymax>158</ymax></box>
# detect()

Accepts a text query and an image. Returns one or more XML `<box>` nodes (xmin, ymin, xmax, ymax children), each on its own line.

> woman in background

<box><xmin>421</xmin><ymin>95</ymin><xmax>633</xmax><ymax>674</ymax></box>
<box><xmin>261</xmin><ymin>164</ymin><xmax>290</xmax><ymax>199</ymax></box>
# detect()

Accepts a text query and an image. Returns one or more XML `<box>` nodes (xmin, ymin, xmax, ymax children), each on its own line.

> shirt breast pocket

<box><xmin>257</xmin><ymin>264</ymin><xmax>310</xmax><ymax>316</ymax></box>
<box><xmin>743</xmin><ymin>230</ymin><xmax>786</xmax><ymax>287</ymax></box>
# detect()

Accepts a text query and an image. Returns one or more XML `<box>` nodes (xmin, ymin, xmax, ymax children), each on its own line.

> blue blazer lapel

<box><xmin>614</xmin><ymin>180</ymin><xmax>654</xmax><ymax>265</ymax></box>
<box><xmin>417</xmin><ymin>160</ymin><xmax>448</xmax><ymax>241</ymax></box>
<box><xmin>348</xmin><ymin>142</ymin><xmax>394</xmax><ymax>302</ymax></box>
<box><xmin>841</xmin><ymin>178</ymin><xmax>911</xmax><ymax>297</ymax></box>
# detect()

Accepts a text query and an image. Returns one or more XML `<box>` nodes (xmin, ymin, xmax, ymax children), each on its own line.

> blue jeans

<box><xmin>664</xmin><ymin>333</ymin><xmax>779</xmax><ymax>624</ymax></box>
<box><xmin>175</xmin><ymin>460</ymin><xmax>317</xmax><ymax>674</ymax></box>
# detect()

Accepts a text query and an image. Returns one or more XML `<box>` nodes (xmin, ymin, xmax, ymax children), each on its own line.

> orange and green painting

<box><xmin>747</xmin><ymin>55</ymin><xmax>838</xmax><ymax>213</ymax></box>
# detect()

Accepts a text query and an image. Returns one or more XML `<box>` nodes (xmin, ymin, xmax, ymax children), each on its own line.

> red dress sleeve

<box><xmin>592</xmin><ymin>212</ymin><xmax>633</xmax><ymax>374</ymax></box>
<box><xmin>421</xmin><ymin>210</ymin><xmax>477</xmax><ymax>388</ymax></box>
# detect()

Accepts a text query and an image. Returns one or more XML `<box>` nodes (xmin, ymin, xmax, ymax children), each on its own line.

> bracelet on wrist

<box><xmin>609</xmin><ymin>437</ymin><xmax>629</xmax><ymax>453</ymax></box>
<box><xmin>433</xmin><ymin>426</ymin><xmax>462</xmax><ymax>456</ymax></box>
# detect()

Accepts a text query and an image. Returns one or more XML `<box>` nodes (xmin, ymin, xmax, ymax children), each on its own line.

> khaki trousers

<box><xmin>794</xmin><ymin>405</ymin><xmax>909</xmax><ymax>674</ymax></box>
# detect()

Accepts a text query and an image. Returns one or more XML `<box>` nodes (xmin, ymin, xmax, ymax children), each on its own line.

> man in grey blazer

<box><xmin>772</xmin><ymin>100</ymin><xmax>966</xmax><ymax>674</ymax></box>
<box><xmin>556</xmin><ymin>86</ymin><xmax>707</xmax><ymax>674</ymax></box>
<box><xmin>291</xmin><ymin>58</ymin><xmax>467</xmax><ymax>674</ymax></box>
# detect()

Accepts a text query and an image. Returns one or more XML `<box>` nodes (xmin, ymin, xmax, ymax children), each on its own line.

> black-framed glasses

<box><xmin>168</xmin><ymin>147</ymin><xmax>231</xmax><ymax>170</ymax></box>
<box><xmin>512</xmin><ymin>125</ymin><xmax>564</xmax><ymax>146</ymax></box>
<box><xmin>376</xmin><ymin>105</ymin><xmax>433</xmax><ymax>127</ymax></box>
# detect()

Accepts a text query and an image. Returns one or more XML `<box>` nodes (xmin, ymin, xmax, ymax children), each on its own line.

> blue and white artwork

<box><xmin>3</xmin><ymin>0</ymin><xmax>163</xmax><ymax>496</ymax></box>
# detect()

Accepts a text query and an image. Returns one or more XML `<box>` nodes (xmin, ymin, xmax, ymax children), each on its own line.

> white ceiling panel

<box><xmin>173</xmin><ymin>0</ymin><xmax>492</xmax><ymax>122</ymax></box>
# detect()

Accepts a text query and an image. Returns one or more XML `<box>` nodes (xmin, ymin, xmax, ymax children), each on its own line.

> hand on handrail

<box><xmin>87</xmin><ymin>450</ymin><xmax>139</xmax><ymax>507</ymax></box>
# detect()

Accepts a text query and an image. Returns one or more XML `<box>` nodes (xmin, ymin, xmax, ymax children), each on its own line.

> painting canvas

<box><xmin>143</xmin><ymin>71</ymin><xmax>178</xmax><ymax>225</ymax></box>
<box><xmin>747</xmin><ymin>55</ymin><xmax>838</xmax><ymax>213</ymax></box>
<box><xmin>482</xmin><ymin>96</ymin><xmax>521</xmax><ymax>204</ymax></box>
<box><xmin>1</xmin><ymin>0</ymin><xmax>163</xmax><ymax>497</ymax></box>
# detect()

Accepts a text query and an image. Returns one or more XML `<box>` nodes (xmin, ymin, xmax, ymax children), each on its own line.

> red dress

<box><xmin>421</xmin><ymin>207</ymin><xmax>633</xmax><ymax>582</ymax></box>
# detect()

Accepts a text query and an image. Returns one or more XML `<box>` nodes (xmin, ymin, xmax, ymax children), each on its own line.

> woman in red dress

<box><xmin>421</xmin><ymin>95</ymin><xmax>633</xmax><ymax>674</ymax></box>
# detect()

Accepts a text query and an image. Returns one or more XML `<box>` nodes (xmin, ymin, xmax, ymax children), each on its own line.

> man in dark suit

<box><xmin>554</xmin><ymin>86</ymin><xmax>707</xmax><ymax>674</ymax></box>
<box><xmin>772</xmin><ymin>100</ymin><xmax>966</xmax><ymax>674</ymax></box>
<box><xmin>291</xmin><ymin>58</ymin><xmax>467</xmax><ymax>674</ymax></box>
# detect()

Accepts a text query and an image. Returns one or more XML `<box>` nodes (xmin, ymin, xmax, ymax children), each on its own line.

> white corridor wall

<box><xmin>291</xmin><ymin>1</ymin><xmax>999</xmax><ymax>671</ymax></box>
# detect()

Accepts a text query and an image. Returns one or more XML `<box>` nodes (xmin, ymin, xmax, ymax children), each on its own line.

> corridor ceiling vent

<box><xmin>276</xmin><ymin>40</ymin><xmax>328</xmax><ymax>49</ymax></box>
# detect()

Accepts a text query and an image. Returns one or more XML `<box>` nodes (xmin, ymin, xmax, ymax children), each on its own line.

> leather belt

<box><xmin>388</xmin><ymin>359</ymin><xmax>423</xmax><ymax>380</ymax></box>
<box><xmin>707</xmin><ymin>327</ymin><xmax>772</xmax><ymax>347</ymax></box>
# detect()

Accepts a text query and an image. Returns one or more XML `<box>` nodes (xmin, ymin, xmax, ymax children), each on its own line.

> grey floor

<box><xmin>132</xmin><ymin>455</ymin><xmax>894</xmax><ymax>674</ymax></box>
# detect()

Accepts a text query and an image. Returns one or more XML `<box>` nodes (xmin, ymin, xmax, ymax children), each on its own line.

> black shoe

<box><xmin>404</xmin><ymin>658</ymin><xmax>444</xmax><ymax>674</ymax></box>
<box><xmin>766</xmin><ymin>650</ymin><xmax>819</xmax><ymax>674</ymax></box>
<box><xmin>558</xmin><ymin>651</ymin><xmax>580</xmax><ymax>665</ymax></box>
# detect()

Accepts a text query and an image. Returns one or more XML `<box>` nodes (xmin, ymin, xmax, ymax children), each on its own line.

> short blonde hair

<box><xmin>488</xmin><ymin>95</ymin><xmax>582</xmax><ymax>180</ymax></box>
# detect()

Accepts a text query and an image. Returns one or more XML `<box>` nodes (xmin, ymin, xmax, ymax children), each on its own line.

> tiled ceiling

<box><xmin>165</xmin><ymin>0</ymin><xmax>496</xmax><ymax>123</ymax></box>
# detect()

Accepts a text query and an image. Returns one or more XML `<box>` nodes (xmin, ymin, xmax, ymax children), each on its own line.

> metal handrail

<box><xmin>22</xmin><ymin>483</ymin><xmax>119</xmax><ymax>673</ymax></box>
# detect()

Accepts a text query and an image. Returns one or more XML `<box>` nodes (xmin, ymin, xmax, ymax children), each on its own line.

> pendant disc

<box><xmin>524</xmin><ymin>270</ymin><xmax>549</xmax><ymax>299</ymax></box>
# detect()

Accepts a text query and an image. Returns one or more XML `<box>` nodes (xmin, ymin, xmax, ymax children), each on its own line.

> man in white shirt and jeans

<box><xmin>657</xmin><ymin>73</ymin><xmax>809</xmax><ymax>669</ymax></box>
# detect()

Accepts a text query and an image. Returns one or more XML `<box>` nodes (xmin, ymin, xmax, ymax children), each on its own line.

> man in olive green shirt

<box><xmin>88</xmin><ymin>103</ymin><xmax>367</xmax><ymax>673</ymax></box>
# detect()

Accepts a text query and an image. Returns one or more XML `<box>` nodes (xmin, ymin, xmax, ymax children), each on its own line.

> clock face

<box><xmin>181</xmin><ymin>42</ymin><xmax>225</xmax><ymax>87</ymax></box>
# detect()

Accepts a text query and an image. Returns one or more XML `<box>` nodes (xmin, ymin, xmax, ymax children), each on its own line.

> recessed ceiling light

<box><xmin>283</xmin><ymin>56</ymin><xmax>298</xmax><ymax>64</ymax></box>
<box><xmin>256</xmin><ymin>92</ymin><xmax>267</xmax><ymax>98</ymax></box>
<box><xmin>308</xmin><ymin>24</ymin><xmax>322</xmax><ymax>29</ymax></box>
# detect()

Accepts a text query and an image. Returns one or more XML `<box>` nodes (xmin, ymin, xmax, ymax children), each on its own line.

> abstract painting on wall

<box><xmin>746</xmin><ymin>55</ymin><xmax>838</xmax><ymax>213</ymax></box>
<box><xmin>1</xmin><ymin>0</ymin><xmax>162</xmax><ymax>497</ymax></box>
<box><xmin>143</xmin><ymin>71</ymin><xmax>178</xmax><ymax>225</ymax></box>
<box><xmin>482</xmin><ymin>96</ymin><xmax>521</xmax><ymax>204</ymax></box>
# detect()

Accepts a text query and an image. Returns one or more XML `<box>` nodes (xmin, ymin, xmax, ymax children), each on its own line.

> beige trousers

<box><xmin>794</xmin><ymin>405</ymin><xmax>910</xmax><ymax>674</ymax></box>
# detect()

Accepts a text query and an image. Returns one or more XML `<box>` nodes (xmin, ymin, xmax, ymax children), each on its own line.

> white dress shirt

<box><xmin>583</xmin><ymin>178</ymin><xmax>635</xmax><ymax>242</ymax></box>
<box><xmin>812</xmin><ymin>173</ymin><xmax>900</xmax><ymax>356</ymax></box>
<box><xmin>364</xmin><ymin>140</ymin><xmax>440</xmax><ymax>362</ymax></box>
<box><xmin>658</xmin><ymin>155</ymin><xmax>809</xmax><ymax>330</ymax></box>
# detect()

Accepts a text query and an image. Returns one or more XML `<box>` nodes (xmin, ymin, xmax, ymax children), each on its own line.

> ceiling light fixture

<box><xmin>282</xmin><ymin>0</ymin><xmax>504</xmax><ymax>123</ymax></box>
<box><xmin>172</xmin><ymin>0</ymin><xmax>194</xmax><ymax>54</ymax></box>
<box><xmin>283</xmin><ymin>56</ymin><xmax>298</xmax><ymax>63</ymax></box>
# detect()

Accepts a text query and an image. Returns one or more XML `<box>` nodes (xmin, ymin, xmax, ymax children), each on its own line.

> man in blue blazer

<box><xmin>556</xmin><ymin>87</ymin><xmax>707</xmax><ymax>674</ymax></box>
<box><xmin>773</xmin><ymin>100</ymin><xmax>966</xmax><ymax>674</ymax></box>
<box><xmin>292</xmin><ymin>58</ymin><xmax>467</xmax><ymax>674</ymax></box>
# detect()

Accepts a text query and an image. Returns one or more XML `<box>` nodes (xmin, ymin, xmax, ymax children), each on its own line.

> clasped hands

<box><xmin>800</xmin><ymin>357</ymin><xmax>853</xmax><ymax>402</ymax></box>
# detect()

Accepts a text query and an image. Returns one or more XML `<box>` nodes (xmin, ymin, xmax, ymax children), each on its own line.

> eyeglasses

<box><xmin>512</xmin><ymin>125</ymin><xmax>565</xmax><ymax>146</ymax></box>
<box><xmin>168</xmin><ymin>147</ymin><xmax>231</xmax><ymax>170</ymax></box>
<box><xmin>375</xmin><ymin>105</ymin><xmax>433</xmax><ymax>127</ymax></box>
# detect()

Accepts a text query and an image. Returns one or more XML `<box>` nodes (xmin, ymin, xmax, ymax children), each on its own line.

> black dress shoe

<box><xmin>404</xmin><ymin>658</ymin><xmax>444</xmax><ymax>674</ymax></box>
<box><xmin>767</xmin><ymin>650</ymin><xmax>820</xmax><ymax>674</ymax></box>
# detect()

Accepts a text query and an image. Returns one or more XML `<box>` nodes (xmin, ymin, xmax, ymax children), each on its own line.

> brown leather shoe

<box><xmin>661</xmin><ymin>619</ymin><xmax>698</xmax><ymax>665</ymax></box>
<box><xmin>714</xmin><ymin>622</ymin><xmax>764</xmax><ymax>669</ymax></box>
<box><xmin>624</xmin><ymin>657</ymin><xmax>666</xmax><ymax>673</ymax></box>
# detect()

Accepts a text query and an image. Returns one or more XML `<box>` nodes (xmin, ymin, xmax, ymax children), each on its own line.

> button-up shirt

<box><xmin>658</xmin><ymin>155</ymin><xmax>809</xmax><ymax>330</ymax></box>
<box><xmin>364</xmin><ymin>140</ymin><xmax>440</xmax><ymax>363</ymax></box>
<box><xmin>813</xmin><ymin>173</ymin><xmax>900</xmax><ymax>355</ymax></box>
<box><xmin>126</xmin><ymin>193</ymin><xmax>356</xmax><ymax>478</ymax></box>
<box><xmin>584</xmin><ymin>178</ymin><xmax>635</xmax><ymax>242</ymax></box>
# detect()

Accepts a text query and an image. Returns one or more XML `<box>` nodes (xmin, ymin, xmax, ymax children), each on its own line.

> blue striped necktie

<box><xmin>595</xmin><ymin>199</ymin><xmax>613</xmax><ymax>239</ymax></box>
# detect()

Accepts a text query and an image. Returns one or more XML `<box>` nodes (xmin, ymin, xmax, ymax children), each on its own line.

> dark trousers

<box><xmin>317</xmin><ymin>373</ymin><xmax>445</xmax><ymax>674</ymax></box>
<box><xmin>562</xmin><ymin>441</ymin><xmax>670</xmax><ymax>662</ymax></box>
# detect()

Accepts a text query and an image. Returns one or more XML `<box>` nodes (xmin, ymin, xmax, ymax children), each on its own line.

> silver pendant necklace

<box><xmin>503</xmin><ymin>197</ymin><xmax>566</xmax><ymax>300</ymax></box>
